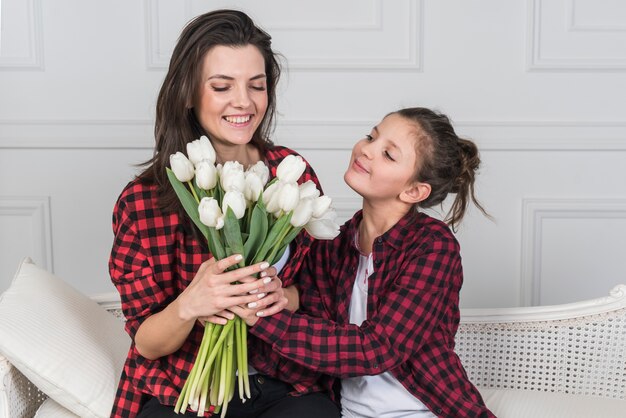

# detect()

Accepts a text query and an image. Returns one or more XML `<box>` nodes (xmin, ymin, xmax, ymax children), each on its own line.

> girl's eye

<box><xmin>212</xmin><ymin>86</ymin><xmax>229</xmax><ymax>92</ymax></box>
<box><xmin>250</xmin><ymin>85</ymin><xmax>266</xmax><ymax>91</ymax></box>
<box><xmin>384</xmin><ymin>151</ymin><xmax>396</xmax><ymax>161</ymax></box>
<box><xmin>365</xmin><ymin>134</ymin><xmax>373</xmax><ymax>141</ymax></box>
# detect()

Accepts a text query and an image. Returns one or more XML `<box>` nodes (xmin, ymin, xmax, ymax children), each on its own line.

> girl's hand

<box><xmin>197</xmin><ymin>267</ymin><xmax>279</xmax><ymax>325</ymax></box>
<box><xmin>177</xmin><ymin>254</ymin><xmax>277</xmax><ymax>324</ymax></box>
<box><xmin>229</xmin><ymin>276</ymin><xmax>288</xmax><ymax>326</ymax></box>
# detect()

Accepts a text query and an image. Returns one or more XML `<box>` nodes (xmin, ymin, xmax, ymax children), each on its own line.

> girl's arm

<box><xmin>234</xmin><ymin>235</ymin><xmax>461</xmax><ymax>378</ymax></box>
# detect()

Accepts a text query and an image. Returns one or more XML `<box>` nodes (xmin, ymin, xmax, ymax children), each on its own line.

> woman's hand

<box><xmin>177</xmin><ymin>254</ymin><xmax>278</xmax><ymax>325</ymax></box>
<box><xmin>198</xmin><ymin>266</ymin><xmax>279</xmax><ymax>326</ymax></box>
<box><xmin>228</xmin><ymin>275</ymin><xmax>288</xmax><ymax>326</ymax></box>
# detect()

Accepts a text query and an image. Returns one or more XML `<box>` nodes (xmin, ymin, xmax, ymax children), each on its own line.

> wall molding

<box><xmin>527</xmin><ymin>0</ymin><xmax>626</xmax><ymax>71</ymax></box>
<box><xmin>144</xmin><ymin>0</ymin><xmax>422</xmax><ymax>71</ymax></box>
<box><xmin>520</xmin><ymin>198</ymin><xmax>626</xmax><ymax>306</ymax></box>
<box><xmin>568</xmin><ymin>0</ymin><xmax>626</xmax><ymax>32</ymax></box>
<box><xmin>2</xmin><ymin>119</ymin><xmax>625</xmax><ymax>151</ymax></box>
<box><xmin>0</xmin><ymin>196</ymin><xmax>53</xmax><ymax>273</ymax></box>
<box><xmin>0</xmin><ymin>0</ymin><xmax>44</xmax><ymax>70</ymax></box>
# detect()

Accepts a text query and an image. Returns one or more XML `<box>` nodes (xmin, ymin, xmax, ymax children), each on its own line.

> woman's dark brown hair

<box><xmin>392</xmin><ymin>107</ymin><xmax>489</xmax><ymax>230</ymax></box>
<box><xmin>138</xmin><ymin>9</ymin><xmax>281</xmax><ymax>215</ymax></box>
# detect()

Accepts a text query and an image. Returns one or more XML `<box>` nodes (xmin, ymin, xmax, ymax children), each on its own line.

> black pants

<box><xmin>137</xmin><ymin>374</ymin><xmax>340</xmax><ymax>418</ymax></box>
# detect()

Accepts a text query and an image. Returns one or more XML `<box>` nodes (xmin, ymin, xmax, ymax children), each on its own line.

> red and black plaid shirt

<box><xmin>250</xmin><ymin>210</ymin><xmax>496</xmax><ymax>418</ymax></box>
<box><xmin>109</xmin><ymin>146</ymin><xmax>325</xmax><ymax>418</ymax></box>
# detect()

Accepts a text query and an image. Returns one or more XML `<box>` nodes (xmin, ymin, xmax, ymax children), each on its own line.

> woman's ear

<box><xmin>400</xmin><ymin>181</ymin><xmax>431</xmax><ymax>204</ymax></box>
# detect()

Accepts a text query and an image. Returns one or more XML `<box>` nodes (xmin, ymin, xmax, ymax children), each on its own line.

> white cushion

<box><xmin>34</xmin><ymin>398</ymin><xmax>79</xmax><ymax>418</ymax></box>
<box><xmin>479</xmin><ymin>387</ymin><xmax>626</xmax><ymax>418</ymax></box>
<box><xmin>0</xmin><ymin>257</ymin><xmax>130</xmax><ymax>418</ymax></box>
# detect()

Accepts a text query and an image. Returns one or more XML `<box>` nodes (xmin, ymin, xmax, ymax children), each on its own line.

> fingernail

<box><xmin>256</xmin><ymin>293</ymin><xmax>266</xmax><ymax>299</ymax></box>
<box><xmin>234</xmin><ymin>254</ymin><xmax>243</xmax><ymax>261</ymax></box>
<box><xmin>260</xmin><ymin>262</ymin><xmax>270</xmax><ymax>270</ymax></box>
<box><xmin>249</xmin><ymin>288</ymin><xmax>259</xmax><ymax>294</ymax></box>
<box><xmin>248</xmin><ymin>302</ymin><xmax>257</xmax><ymax>308</ymax></box>
<box><xmin>256</xmin><ymin>311</ymin><xmax>265</xmax><ymax>317</ymax></box>
<box><xmin>259</xmin><ymin>271</ymin><xmax>267</xmax><ymax>278</ymax></box>
<box><xmin>263</xmin><ymin>277</ymin><xmax>272</xmax><ymax>284</ymax></box>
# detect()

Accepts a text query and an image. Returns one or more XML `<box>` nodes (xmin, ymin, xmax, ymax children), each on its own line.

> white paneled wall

<box><xmin>1</xmin><ymin>0</ymin><xmax>625</xmax><ymax>308</ymax></box>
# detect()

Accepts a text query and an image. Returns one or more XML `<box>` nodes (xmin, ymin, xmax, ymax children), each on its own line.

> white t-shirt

<box><xmin>340</xmin><ymin>252</ymin><xmax>436</xmax><ymax>418</ymax></box>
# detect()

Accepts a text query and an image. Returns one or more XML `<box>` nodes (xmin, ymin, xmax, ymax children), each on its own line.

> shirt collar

<box><xmin>347</xmin><ymin>209</ymin><xmax>421</xmax><ymax>251</ymax></box>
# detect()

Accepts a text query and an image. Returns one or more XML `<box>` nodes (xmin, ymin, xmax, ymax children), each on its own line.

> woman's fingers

<box><xmin>231</xmin><ymin>274</ymin><xmax>282</xmax><ymax>296</ymax></box>
<box><xmin>197</xmin><ymin>310</ymin><xmax>235</xmax><ymax>326</ymax></box>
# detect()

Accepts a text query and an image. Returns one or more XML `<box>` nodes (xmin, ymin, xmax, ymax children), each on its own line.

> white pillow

<box><xmin>34</xmin><ymin>398</ymin><xmax>80</xmax><ymax>418</ymax></box>
<box><xmin>479</xmin><ymin>387</ymin><xmax>626</xmax><ymax>418</ymax></box>
<box><xmin>0</xmin><ymin>257</ymin><xmax>130</xmax><ymax>418</ymax></box>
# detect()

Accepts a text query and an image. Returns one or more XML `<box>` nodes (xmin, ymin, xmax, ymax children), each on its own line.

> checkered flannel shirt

<box><xmin>109</xmin><ymin>146</ymin><xmax>327</xmax><ymax>418</ymax></box>
<box><xmin>250</xmin><ymin>210</ymin><xmax>496</xmax><ymax>418</ymax></box>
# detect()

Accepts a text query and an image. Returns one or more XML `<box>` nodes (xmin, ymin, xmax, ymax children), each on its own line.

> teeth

<box><xmin>225</xmin><ymin>115</ymin><xmax>251</xmax><ymax>124</ymax></box>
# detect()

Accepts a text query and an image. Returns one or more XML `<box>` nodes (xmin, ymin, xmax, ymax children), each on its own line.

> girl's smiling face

<box><xmin>344</xmin><ymin>113</ymin><xmax>431</xmax><ymax>205</ymax></box>
<box><xmin>194</xmin><ymin>44</ymin><xmax>268</xmax><ymax>148</ymax></box>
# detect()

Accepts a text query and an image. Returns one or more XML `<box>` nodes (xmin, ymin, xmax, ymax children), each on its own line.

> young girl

<box><xmin>233</xmin><ymin>107</ymin><xmax>496</xmax><ymax>417</ymax></box>
<box><xmin>109</xmin><ymin>10</ymin><xmax>339</xmax><ymax>418</ymax></box>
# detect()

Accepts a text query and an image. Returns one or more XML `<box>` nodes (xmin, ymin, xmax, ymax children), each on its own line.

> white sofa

<box><xmin>1</xmin><ymin>258</ymin><xmax>625</xmax><ymax>417</ymax></box>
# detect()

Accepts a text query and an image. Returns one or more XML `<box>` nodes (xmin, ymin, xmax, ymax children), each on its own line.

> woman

<box><xmin>109</xmin><ymin>10</ymin><xmax>339</xmax><ymax>418</ymax></box>
<box><xmin>235</xmin><ymin>108</ymin><xmax>496</xmax><ymax>417</ymax></box>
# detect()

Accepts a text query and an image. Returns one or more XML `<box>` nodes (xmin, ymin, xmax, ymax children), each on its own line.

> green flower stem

<box><xmin>211</xmin><ymin>344</ymin><xmax>223</xmax><ymax>410</ymax></box>
<box><xmin>187</xmin><ymin>180</ymin><xmax>200</xmax><ymax>203</ymax></box>
<box><xmin>240</xmin><ymin>317</ymin><xmax>250</xmax><ymax>398</ymax></box>
<box><xmin>175</xmin><ymin>323</ymin><xmax>210</xmax><ymax>413</ymax></box>
<box><xmin>220</xmin><ymin>329</ymin><xmax>235</xmax><ymax>417</ymax></box>
<box><xmin>265</xmin><ymin>222</ymin><xmax>293</xmax><ymax>265</ymax></box>
<box><xmin>218</xmin><ymin>339</ymin><xmax>228</xmax><ymax>406</ymax></box>
<box><xmin>235</xmin><ymin>317</ymin><xmax>244</xmax><ymax>399</ymax></box>
<box><xmin>186</xmin><ymin>323</ymin><xmax>214</xmax><ymax>407</ymax></box>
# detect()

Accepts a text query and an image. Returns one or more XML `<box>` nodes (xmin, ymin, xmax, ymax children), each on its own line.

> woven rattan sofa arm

<box><xmin>0</xmin><ymin>354</ymin><xmax>46</xmax><ymax>418</ymax></box>
<box><xmin>456</xmin><ymin>284</ymin><xmax>626</xmax><ymax>399</ymax></box>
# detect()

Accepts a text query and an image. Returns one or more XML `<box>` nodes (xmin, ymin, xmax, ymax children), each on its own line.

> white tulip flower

<box><xmin>187</xmin><ymin>135</ymin><xmax>216</xmax><ymax>166</ymax></box>
<box><xmin>222</xmin><ymin>190</ymin><xmax>246</xmax><ymax>219</ymax></box>
<box><xmin>262</xmin><ymin>181</ymin><xmax>282</xmax><ymax>214</ymax></box>
<box><xmin>276</xmin><ymin>155</ymin><xmax>306</xmax><ymax>183</ymax></box>
<box><xmin>247</xmin><ymin>161</ymin><xmax>270</xmax><ymax>185</ymax></box>
<box><xmin>195</xmin><ymin>161</ymin><xmax>218</xmax><ymax>190</ymax></box>
<box><xmin>311</xmin><ymin>195</ymin><xmax>332</xmax><ymax>218</ymax></box>
<box><xmin>220</xmin><ymin>161</ymin><xmax>246</xmax><ymax>192</ymax></box>
<box><xmin>244</xmin><ymin>172</ymin><xmax>264</xmax><ymax>203</ymax></box>
<box><xmin>298</xmin><ymin>180</ymin><xmax>320</xmax><ymax>200</ymax></box>
<box><xmin>278</xmin><ymin>182</ymin><xmax>300</xmax><ymax>213</ymax></box>
<box><xmin>198</xmin><ymin>197</ymin><xmax>222</xmax><ymax>228</ymax></box>
<box><xmin>290</xmin><ymin>198</ymin><xmax>314</xmax><ymax>227</ymax></box>
<box><xmin>305</xmin><ymin>209</ymin><xmax>341</xmax><ymax>240</ymax></box>
<box><xmin>170</xmin><ymin>152</ymin><xmax>195</xmax><ymax>182</ymax></box>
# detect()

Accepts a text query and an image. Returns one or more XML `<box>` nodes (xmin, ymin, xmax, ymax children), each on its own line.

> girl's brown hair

<box><xmin>393</xmin><ymin>107</ymin><xmax>489</xmax><ymax>230</ymax></box>
<box><xmin>137</xmin><ymin>10</ymin><xmax>281</xmax><ymax>215</ymax></box>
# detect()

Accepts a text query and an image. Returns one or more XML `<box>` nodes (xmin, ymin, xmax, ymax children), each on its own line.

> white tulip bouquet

<box><xmin>166</xmin><ymin>136</ymin><xmax>340</xmax><ymax>416</ymax></box>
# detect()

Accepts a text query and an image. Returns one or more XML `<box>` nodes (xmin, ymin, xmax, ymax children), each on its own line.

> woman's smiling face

<box><xmin>193</xmin><ymin>44</ymin><xmax>268</xmax><ymax>148</ymax></box>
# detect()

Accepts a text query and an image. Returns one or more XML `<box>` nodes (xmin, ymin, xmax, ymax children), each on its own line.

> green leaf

<box><xmin>207</xmin><ymin>227</ymin><xmax>226</xmax><ymax>261</ymax></box>
<box><xmin>223</xmin><ymin>208</ymin><xmax>244</xmax><ymax>267</ymax></box>
<box><xmin>281</xmin><ymin>225</ymin><xmax>303</xmax><ymax>248</ymax></box>
<box><xmin>243</xmin><ymin>203</ymin><xmax>268</xmax><ymax>265</ymax></box>
<box><xmin>253</xmin><ymin>213</ymin><xmax>292</xmax><ymax>264</ymax></box>
<box><xmin>166</xmin><ymin>168</ymin><xmax>209</xmax><ymax>240</ymax></box>
<box><xmin>268</xmin><ymin>225</ymin><xmax>303</xmax><ymax>265</ymax></box>
<box><xmin>192</xmin><ymin>179</ymin><xmax>209</xmax><ymax>200</ymax></box>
